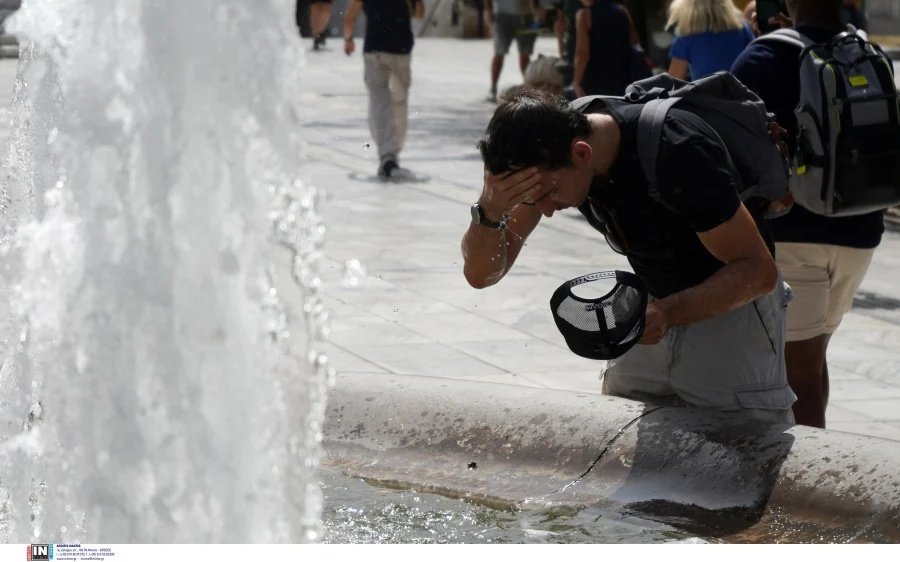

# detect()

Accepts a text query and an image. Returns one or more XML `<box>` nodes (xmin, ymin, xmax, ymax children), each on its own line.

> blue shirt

<box><xmin>731</xmin><ymin>25</ymin><xmax>884</xmax><ymax>249</ymax></box>
<box><xmin>670</xmin><ymin>25</ymin><xmax>754</xmax><ymax>79</ymax></box>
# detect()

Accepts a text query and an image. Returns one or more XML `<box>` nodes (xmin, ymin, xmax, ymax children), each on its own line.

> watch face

<box><xmin>471</xmin><ymin>203</ymin><xmax>482</xmax><ymax>223</ymax></box>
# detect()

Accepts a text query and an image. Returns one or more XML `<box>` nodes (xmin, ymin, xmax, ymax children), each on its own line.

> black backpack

<box><xmin>572</xmin><ymin>72</ymin><xmax>793</xmax><ymax>218</ymax></box>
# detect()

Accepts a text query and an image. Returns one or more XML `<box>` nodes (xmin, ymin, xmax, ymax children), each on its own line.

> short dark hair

<box><xmin>478</xmin><ymin>88</ymin><xmax>591</xmax><ymax>175</ymax></box>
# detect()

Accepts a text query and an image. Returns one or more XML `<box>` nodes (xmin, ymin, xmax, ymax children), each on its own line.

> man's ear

<box><xmin>571</xmin><ymin>139</ymin><xmax>593</xmax><ymax>166</ymax></box>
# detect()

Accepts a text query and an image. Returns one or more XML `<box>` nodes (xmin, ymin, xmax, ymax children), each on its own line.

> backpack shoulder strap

<box><xmin>753</xmin><ymin>29</ymin><xmax>811</xmax><ymax>49</ymax></box>
<box><xmin>752</xmin><ymin>28</ymin><xmax>810</xmax><ymax>50</ymax></box>
<box><xmin>637</xmin><ymin>97</ymin><xmax>681</xmax><ymax>208</ymax></box>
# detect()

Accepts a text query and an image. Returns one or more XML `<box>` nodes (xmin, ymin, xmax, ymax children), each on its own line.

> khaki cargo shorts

<box><xmin>601</xmin><ymin>280</ymin><xmax>796</xmax><ymax>423</ymax></box>
<box><xmin>776</xmin><ymin>242</ymin><xmax>876</xmax><ymax>342</ymax></box>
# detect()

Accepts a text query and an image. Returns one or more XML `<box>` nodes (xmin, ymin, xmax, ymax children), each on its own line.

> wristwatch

<box><xmin>470</xmin><ymin>202</ymin><xmax>507</xmax><ymax>230</ymax></box>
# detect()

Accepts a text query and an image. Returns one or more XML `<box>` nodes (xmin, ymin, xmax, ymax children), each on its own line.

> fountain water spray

<box><xmin>0</xmin><ymin>0</ymin><xmax>329</xmax><ymax>542</ymax></box>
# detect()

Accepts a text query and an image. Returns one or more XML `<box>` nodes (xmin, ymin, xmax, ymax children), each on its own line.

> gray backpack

<box><xmin>572</xmin><ymin>71</ymin><xmax>793</xmax><ymax>218</ymax></box>
<box><xmin>755</xmin><ymin>26</ymin><xmax>900</xmax><ymax>216</ymax></box>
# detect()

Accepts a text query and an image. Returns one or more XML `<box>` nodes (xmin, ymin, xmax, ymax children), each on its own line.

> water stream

<box><xmin>0</xmin><ymin>0</ymin><xmax>329</xmax><ymax>543</ymax></box>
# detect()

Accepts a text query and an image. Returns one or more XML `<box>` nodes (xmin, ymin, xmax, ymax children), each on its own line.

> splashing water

<box><xmin>0</xmin><ymin>0</ymin><xmax>329</xmax><ymax>543</ymax></box>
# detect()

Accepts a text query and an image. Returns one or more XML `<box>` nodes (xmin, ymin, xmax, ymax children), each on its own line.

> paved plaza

<box><xmin>1</xmin><ymin>37</ymin><xmax>900</xmax><ymax>441</ymax></box>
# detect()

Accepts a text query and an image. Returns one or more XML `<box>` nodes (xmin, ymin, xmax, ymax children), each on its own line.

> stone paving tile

<box><xmin>830</xmin><ymin>422</ymin><xmax>900</xmax><ymax>443</ymax></box>
<box><xmin>823</xmin><ymin>404</ymin><xmax>871</xmax><ymax>424</ymax></box>
<box><xmin>391</xmin><ymin>311</ymin><xmax>534</xmax><ymax>344</ymax></box>
<box><xmin>322</xmin><ymin>343</ymin><xmax>390</xmax><ymax>375</ymax></box>
<box><xmin>328</xmin><ymin>314</ymin><xmax>433</xmax><ymax>347</ymax></box>
<box><xmin>346</xmin><ymin>342</ymin><xmax>511</xmax><ymax>378</ymax></box>
<box><xmin>828</xmin><ymin>378</ymin><xmax>900</xmax><ymax>400</ymax></box>
<box><xmin>834</xmin><ymin>399</ymin><xmax>900</xmax><ymax>421</ymax></box>
<box><xmin>491</xmin><ymin>309</ymin><xmax>569</xmax><ymax>344</ymax></box>
<box><xmin>450</xmin><ymin>338</ymin><xmax>598</xmax><ymax>375</ymax></box>
<box><xmin>516</xmin><ymin>371</ymin><xmax>607</xmax><ymax>394</ymax></box>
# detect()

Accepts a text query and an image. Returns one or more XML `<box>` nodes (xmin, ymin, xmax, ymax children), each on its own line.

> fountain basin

<box><xmin>324</xmin><ymin>373</ymin><xmax>900</xmax><ymax>542</ymax></box>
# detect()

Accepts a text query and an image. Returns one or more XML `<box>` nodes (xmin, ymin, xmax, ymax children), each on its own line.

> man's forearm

<box><xmin>461</xmin><ymin>225</ymin><xmax>510</xmax><ymax>289</ymax></box>
<box><xmin>656</xmin><ymin>255</ymin><xmax>777</xmax><ymax>329</ymax></box>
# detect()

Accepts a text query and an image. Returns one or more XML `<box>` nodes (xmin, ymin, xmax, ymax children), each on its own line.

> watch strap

<box><xmin>471</xmin><ymin>203</ymin><xmax>506</xmax><ymax>229</ymax></box>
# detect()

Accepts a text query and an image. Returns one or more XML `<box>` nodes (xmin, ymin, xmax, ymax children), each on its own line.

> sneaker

<box><xmin>313</xmin><ymin>34</ymin><xmax>325</xmax><ymax>51</ymax></box>
<box><xmin>378</xmin><ymin>159</ymin><xmax>399</xmax><ymax>179</ymax></box>
<box><xmin>486</xmin><ymin>89</ymin><xmax>497</xmax><ymax>103</ymax></box>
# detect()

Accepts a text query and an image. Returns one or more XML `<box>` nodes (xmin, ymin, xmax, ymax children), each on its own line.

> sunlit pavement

<box><xmin>3</xmin><ymin>38</ymin><xmax>900</xmax><ymax>441</ymax></box>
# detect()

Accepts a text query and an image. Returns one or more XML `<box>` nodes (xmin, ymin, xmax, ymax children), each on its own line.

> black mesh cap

<box><xmin>550</xmin><ymin>271</ymin><xmax>648</xmax><ymax>360</ymax></box>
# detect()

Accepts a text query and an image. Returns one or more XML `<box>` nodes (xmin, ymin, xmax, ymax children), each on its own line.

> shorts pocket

<box><xmin>734</xmin><ymin>381</ymin><xmax>795</xmax><ymax>410</ymax></box>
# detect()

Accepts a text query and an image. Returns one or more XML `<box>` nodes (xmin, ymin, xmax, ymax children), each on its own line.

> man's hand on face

<box><xmin>638</xmin><ymin>301</ymin><xmax>669</xmax><ymax>345</ymax></box>
<box><xmin>479</xmin><ymin>167</ymin><xmax>553</xmax><ymax>220</ymax></box>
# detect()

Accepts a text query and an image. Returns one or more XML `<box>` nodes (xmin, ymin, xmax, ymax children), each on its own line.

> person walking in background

<box><xmin>666</xmin><ymin>0</ymin><xmax>754</xmax><ymax>80</ymax></box>
<box><xmin>731</xmin><ymin>0</ymin><xmax>885</xmax><ymax>428</ymax></box>
<box><xmin>344</xmin><ymin>0</ymin><xmax>424</xmax><ymax>179</ymax></box>
<box><xmin>309</xmin><ymin>0</ymin><xmax>333</xmax><ymax>51</ymax></box>
<box><xmin>486</xmin><ymin>0</ymin><xmax>541</xmax><ymax>102</ymax></box>
<box><xmin>572</xmin><ymin>0</ymin><xmax>640</xmax><ymax>97</ymax></box>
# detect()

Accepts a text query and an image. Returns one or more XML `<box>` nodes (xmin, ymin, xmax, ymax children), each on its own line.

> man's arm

<box><xmin>462</xmin><ymin>204</ymin><xmax>542</xmax><ymax>288</ymax></box>
<box><xmin>572</xmin><ymin>8</ymin><xmax>591</xmax><ymax>97</ymax></box>
<box><xmin>485</xmin><ymin>0</ymin><xmax>494</xmax><ymax>24</ymax></box>
<box><xmin>343</xmin><ymin>0</ymin><xmax>363</xmax><ymax>55</ymax></box>
<box><xmin>641</xmin><ymin>203</ymin><xmax>777</xmax><ymax>343</ymax></box>
<box><xmin>461</xmin><ymin>167</ymin><xmax>552</xmax><ymax>288</ymax></box>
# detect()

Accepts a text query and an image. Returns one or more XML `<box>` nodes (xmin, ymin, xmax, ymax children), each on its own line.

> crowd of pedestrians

<box><xmin>297</xmin><ymin>0</ymin><xmax>899</xmax><ymax>430</ymax></box>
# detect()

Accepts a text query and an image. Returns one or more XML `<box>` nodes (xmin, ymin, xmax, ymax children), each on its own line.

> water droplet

<box><xmin>363</xmin><ymin>142</ymin><xmax>370</xmax><ymax>149</ymax></box>
<box><xmin>60</xmin><ymin>526</ymin><xmax>67</xmax><ymax>533</ymax></box>
<box><xmin>393</xmin><ymin>308</ymin><xmax>399</xmax><ymax>313</ymax></box>
<box><xmin>342</xmin><ymin>259</ymin><xmax>367</xmax><ymax>288</ymax></box>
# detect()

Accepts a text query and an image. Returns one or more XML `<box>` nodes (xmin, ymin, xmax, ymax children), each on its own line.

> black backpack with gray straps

<box><xmin>755</xmin><ymin>26</ymin><xmax>900</xmax><ymax>216</ymax></box>
<box><xmin>571</xmin><ymin>71</ymin><xmax>794</xmax><ymax>219</ymax></box>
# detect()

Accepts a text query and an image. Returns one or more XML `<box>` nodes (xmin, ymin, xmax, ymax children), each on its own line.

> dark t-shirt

<box><xmin>730</xmin><ymin>25</ymin><xmax>884</xmax><ymax>249</ymax></box>
<box><xmin>576</xmin><ymin>100</ymin><xmax>766</xmax><ymax>298</ymax></box>
<box><xmin>583</xmin><ymin>0</ymin><xmax>631</xmax><ymax>95</ymax></box>
<box><xmin>362</xmin><ymin>0</ymin><xmax>420</xmax><ymax>54</ymax></box>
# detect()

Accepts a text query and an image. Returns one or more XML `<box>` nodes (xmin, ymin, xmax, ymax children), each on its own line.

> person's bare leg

<box><xmin>821</xmin><ymin>333</ymin><xmax>832</xmax><ymax>420</ymax></box>
<box><xmin>491</xmin><ymin>54</ymin><xmax>504</xmax><ymax>94</ymax></box>
<box><xmin>554</xmin><ymin>11</ymin><xmax>566</xmax><ymax>57</ymax></box>
<box><xmin>785</xmin><ymin>333</ymin><xmax>830</xmax><ymax>428</ymax></box>
<box><xmin>518</xmin><ymin>52</ymin><xmax>530</xmax><ymax>75</ymax></box>
<box><xmin>310</xmin><ymin>3</ymin><xmax>332</xmax><ymax>38</ymax></box>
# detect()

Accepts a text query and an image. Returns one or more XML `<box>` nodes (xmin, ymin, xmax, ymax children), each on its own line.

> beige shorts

<box><xmin>776</xmin><ymin>242</ymin><xmax>876</xmax><ymax>342</ymax></box>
